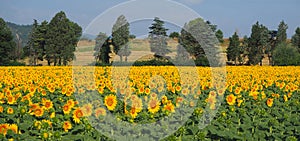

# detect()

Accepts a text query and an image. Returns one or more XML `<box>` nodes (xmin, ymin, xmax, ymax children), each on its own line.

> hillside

<box><xmin>6</xmin><ymin>22</ymin><xmax>32</xmax><ymax>47</ymax></box>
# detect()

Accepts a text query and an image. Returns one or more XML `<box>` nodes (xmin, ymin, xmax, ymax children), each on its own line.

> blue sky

<box><xmin>0</xmin><ymin>0</ymin><xmax>299</xmax><ymax>37</ymax></box>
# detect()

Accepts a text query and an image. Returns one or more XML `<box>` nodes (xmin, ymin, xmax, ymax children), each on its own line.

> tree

<box><xmin>112</xmin><ymin>15</ymin><xmax>130</xmax><ymax>62</ymax></box>
<box><xmin>206</xmin><ymin>21</ymin><xmax>224</xmax><ymax>43</ymax></box>
<box><xmin>215</xmin><ymin>29</ymin><xmax>224</xmax><ymax>43</ymax></box>
<box><xmin>169</xmin><ymin>32</ymin><xmax>180</xmax><ymax>39</ymax></box>
<box><xmin>272</xmin><ymin>43</ymin><xmax>300</xmax><ymax>66</ymax></box>
<box><xmin>45</xmin><ymin>11</ymin><xmax>82</xmax><ymax>66</ymax></box>
<box><xmin>149</xmin><ymin>17</ymin><xmax>170</xmax><ymax>58</ymax></box>
<box><xmin>0</xmin><ymin>18</ymin><xmax>16</xmax><ymax>65</ymax></box>
<box><xmin>94</xmin><ymin>32</ymin><xmax>111</xmax><ymax>64</ymax></box>
<box><xmin>25</xmin><ymin>20</ymin><xmax>48</xmax><ymax>66</ymax></box>
<box><xmin>179</xmin><ymin>18</ymin><xmax>219</xmax><ymax>66</ymax></box>
<box><xmin>248</xmin><ymin>22</ymin><xmax>270</xmax><ymax>65</ymax></box>
<box><xmin>226</xmin><ymin>32</ymin><xmax>240</xmax><ymax>65</ymax></box>
<box><xmin>276</xmin><ymin>20</ymin><xmax>288</xmax><ymax>45</ymax></box>
<box><xmin>291</xmin><ymin>27</ymin><xmax>300</xmax><ymax>50</ymax></box>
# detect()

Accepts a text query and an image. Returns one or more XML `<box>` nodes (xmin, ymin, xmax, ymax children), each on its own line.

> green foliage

<box><xmin>25</xmin><ymin>20</ymin><xmax>48</xmax><ymax>66</ymax></box>
<box><xmin>276</xmin><ymin>20</ymin><xmax>288</xmax><ymax>45</ymax></box>
<box><xmin>215</xmin><ymin>29</ymin><xmax>224</xmax><ymax>43</ymax></box>
<box><xmin>169</xmin><ymin>32</ymin><xmax>180</xmax><ymax>39</ymax></box>
<box><xmin>291</xmin><ymin>27</ymin><xmax>300</xmax><ymax>50</ymax></box>
<box><xmin>0</xmin><ymin>18</ymin><xmax>16</xmax><ymax>65</ymax></box>
<box><xmin>94</xmin><ymin>32</ymin><xmax>111</xmax><ymax>64</ymax></box>
<box><xmin>272</xmin><ymin>43</ymin><xmax>300</xmax><ymax>66</ymax></box>
<box><xmin>227</xmin><ymin>32</ymin><xmax>241</xmax><ymax>65</ymax></box>
<box><xmin>149</xmin><ymin>17</ymin><xmax>171</xmax><ymax>57</ymax></box>
<box><xmin>179</xmin><ymin>18</ymin><xmax>220</xmax><ymax>66</ymax></box>
<box><xmin>248</xmin><ymin>22</ymin><xmax>270</xmax><ymax>65</ymax></box>
<box><xmin>112</xmin><ymin>15</ymin><xmax>131</xmax><ymax>62</ymax></box>
<box><xmin>45</xmin><ymin>11</ymin><xmax>82</xmax><ymax>66</ymax></box>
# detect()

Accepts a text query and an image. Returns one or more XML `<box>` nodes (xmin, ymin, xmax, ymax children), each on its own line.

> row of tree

<box><xmin>0</xmin><ymin>11</ymin><xmax>82</xmax><ymax>66</ymax></box>
<box><xmin>227</xmin><ymin>21</ymin><xmax>300</xmax><ymax>66</ymax></box>
<box><xmin>25</xmin><ymin>11</ymin><xmax>82</xmax><ymax>66</ymax></box>
<box><xmin>95</xmin><ymin>16</ymin><xmax>224</xmax><ymax>66</ymax></box>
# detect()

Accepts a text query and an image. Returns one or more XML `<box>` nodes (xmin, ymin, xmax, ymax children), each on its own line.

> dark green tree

<box><xmin>45</xmin><ymin>11</ymin><xmax>82</xmax><ymax>66</ymax></box>
<box><xmin>272</xmin><ymin>43</ymin><xmax>300</xmax><ymax>66</ymax></box>
<box><xmin>94</xmin><ymin>32</ymin><xmax>111</xmax><ymax>64</ymax></box>
<box><xmin>112</xmin><ymin>15</ymin><xmax>130</xmax><ymax>62</ymax></box>
<box><xmin>0</xmin><ymin>18</ymin><xmax>16</xmax><ymax>65</ymax></box>
<box><xmin>206</xmin><ymin>21</ymin><xmax>224</xmax><ymax>43</ymax></box>
<box><xmin>169</xmin><ymin>32</ymin><xmax>180</xmax><ymax>39</ymax></box>
<box><xmin>238</xmin><ymin>35</ymin><xmax>248</xmax><ymax>65</ymax></box>
<box><xmin>248</xmin><ymin>22</ymin><xmax>270</xmax><ymax>65</ymax></box>
<box><xmin>149</xmin><ymin>17</ymin><xmax>170</xmax><ymax>58</ymax></box>
<box><xmin>25</xmin><ymin>20</ymin><xmax>48</xmax><ymax>65</ymax></box>
<box><xmin>179</xmin><ymin>18</ymin><xmax>219</xmax><ymax>66</ymax></box>
<box><xmin>291</xmin><ymin>27</ymin><xmax>300</xmax><ymax>50</ymax></box>
<box><xmin>276</xmin><ymin>20</ymin><xmax>288</xmax><ymax>45</ymax></box>
<box><xmin>215</xmin><ymin>29</ymin><xmax>224</xmax><ymax>43</ymax></box>
<box><xmin>226</xmin><ymin>32</ymin><xmax>240</xmax><ymax>65</ymax></box>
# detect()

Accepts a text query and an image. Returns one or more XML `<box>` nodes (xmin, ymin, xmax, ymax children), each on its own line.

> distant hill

<box><xmin>6</xmin><ymin>22</ymin><xmax>32</xmax><ymax>47</ymax></box>
<box><xmin>80</xmin><ymin>33</ymin><xmax>97</xmax><ymax>40</ymax></box>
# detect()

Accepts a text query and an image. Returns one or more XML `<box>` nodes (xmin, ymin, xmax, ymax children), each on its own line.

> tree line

<box><xmin>1</xmin><ymin>12</ymin><xmax>300</xmax><ymax>66</ymax></box>
<box><xmin>0</xmin><ymin>11</ymin><xmax>82</xmax><ymax>66</ymax></box>
<box><xmin>227</xmin><ymin>21</ymin><xmax>300</xmax><ymax>66</ymax></box>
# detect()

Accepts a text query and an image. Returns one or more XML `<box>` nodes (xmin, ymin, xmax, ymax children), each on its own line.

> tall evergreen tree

<box><xmin>26</xmin><ymin>20</ymin><xmax>48</xmax><ymax>65</ymax></box>
<box><xmin>215</xmin><ymin>29</ymin><xmax>224</xmax><ymax>43</ymax></box>
<box><xmin>112</xmin><ymin>15</ymin><xmax>130</xmax><ymax>62</ymax></box>
<box><xmin>248</xmin><ymin>22</ymin><xmax>270</xmax><ymax>65</ymax></box>
<box><xmin>291</xmin><ymin>27</ymin><xmax>300</xmax><ymax>50</ymax></box>
<box><xmin>226</xmin><ymin>32</ymin><xmax>240</xmax><ymax>65</ymax></box>
<box><xmin>276</xmin><ymin>20</ymin><xmax>288</xmax><ymax>45</ymax></box>
<box><xmin>45</xmin><ymin>11</ymin><xmax>82</xmax><ymax>66</ymax></box>
<box><xmin>179</xmin><ymin>18</ymin><xmax>219</xmax><ymax>66</ymax></box>
<box><xmin>149</xmin><ymin>17</ymin><xmax>170</xmax><ymax>58</ymax></box>
<box><xmin>0</xmin><ymin>18</ymin><xmax>16</xmax><ymax>65</ymax></box>
<box><xmin>94</xmin><ymin>32</ymin><xmax>111</xmax><ymax>64</ymax></box>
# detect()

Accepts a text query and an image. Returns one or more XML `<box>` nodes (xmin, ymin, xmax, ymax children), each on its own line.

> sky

<box><xmin>0</xmin><ymin>0</ymin><xmax>299</xmax><ymax>38</ymax></box>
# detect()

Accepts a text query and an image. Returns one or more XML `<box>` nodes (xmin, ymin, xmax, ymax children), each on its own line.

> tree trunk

<box><xmin>120</xmin><ymin>55</ymin><xmax>123</xmax><ymax>62</ymax></box>
<box><xmin>125</xmin><ymin>56</ymin><xmax>128</xmax><ymax>62</ymax></box>
<box><xmin>47</xmin><ymin>60</ymin><xmax>51</xmax><ymax>66</ymax></box>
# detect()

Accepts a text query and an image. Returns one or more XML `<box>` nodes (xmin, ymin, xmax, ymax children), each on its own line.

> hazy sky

<box><xmin>0</xmin><ymin>0</ymin><xmax>299</xmax><ymax>37</ymax></box>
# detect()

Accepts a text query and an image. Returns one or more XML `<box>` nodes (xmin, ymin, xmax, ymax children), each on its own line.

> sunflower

<box><xmin>8</xmin><ymin>124</ymin><xmax>18</xmax><ymax>134</ymax></box>
<box><xmin>81</xmin><ymin>104</ymin><xmax>92</xmax><ymax>117</ymax></box>
<box><xmin>7</xmin><ymin>107</ymin><xmax>14</xmax><ymax>114</ymax></box>
<box><xmin>94</xmin><ymin>107</ymin><xmax>106</xmax><ymax>118</ymax></box>
<box><xmin>163</xmin><ymin>101</ymin><xmax>175</xmax><ymax>113</ymax></box>
<box><xmin>63</xmin><ymin>121</ymin><xmax>72</xmax><ymax>132</ymax></box>
<box><xmin>42</xmin><ymin>99</ymin><xmax>53</xmax><ymax>110</ymax></box>
<box><xmin>266</xmin><ymin>98</ymin><xmax>274</xmax><ymax>107</ymax></box>
<box><xmin>73</xmin><ymin>107</ymin><xmax>83</xmax><ymax>123</ymax></box>
<box><xmin>33</xmin><ymin>107</ymin><xmax>44</xmax><ymax>117</ymax></box>
<box><xmin>145</xmin><ymin>88</ymin><xmax>151</xmax><ymax>95</ymax></box>
<box><xmin>148</xmin><ymin>98</ymin><xmax>160</xmax><ymax>114</ymax></box>
<box><xmin>0</xmin><ymin>124</ymin><xmax>8</xmax><ymax>136</ymax></box>
<box><xmin>104</xmin><ymin>94</ymin><xmax>117</xmax><ymax>111</ymax></box>
<box><xmin>62</xmin><ymin>104</ymin><xmax>72</xmax><ymax>115</ymax></box>
<box><xmin>7</xmin><ymin>95</ymin><xmax>16</xmax><ymax>105</ymax></box>
<box><xmin>67</xmin><ymin>99</ymin><xmax>75</xmax><ymax>108</ymax></box>
<box><xmin>226</xmin><ymin>94</ymin><xmax>236</xmax><ymax>106</ymax></box>
<box><xmin>129</xmin><ymin>107</ymin><xmax>138</xmax><ymax>119</ymax></box>
<box><xmin>0</xmin><ymin>106</ymin><xmax>3</xmax><ymax>113</ymax></box>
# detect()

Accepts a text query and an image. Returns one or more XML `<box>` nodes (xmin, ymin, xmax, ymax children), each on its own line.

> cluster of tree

<box><xmin>94</xmin><ymin>15</ymin><xmax>131</xmax><ymax>64</ymax></box>
<box><xmin>95</xmin><ymin>16</ymin><xmax>224</xmax><ymax>66</ymax></box>
<box><xmin>24</xmin><ymin>11</ymin><xmax>82</xmax><ymax>66</ymax></box>
<box><xmin>0</xmin><ymin>11</ymin><xmax>82</xmax><ymax>66</ymax></box>
<box><xmin>226</xmin><ymin>20</ymin><xmax>300</xmax><ymax>66</ymax></box>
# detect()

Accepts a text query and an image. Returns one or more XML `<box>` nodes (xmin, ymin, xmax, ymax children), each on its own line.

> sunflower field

<box><xmin>0</xmin><ymin>66</ymin><xmax>299</xmax><ymax>140</ymax></box>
